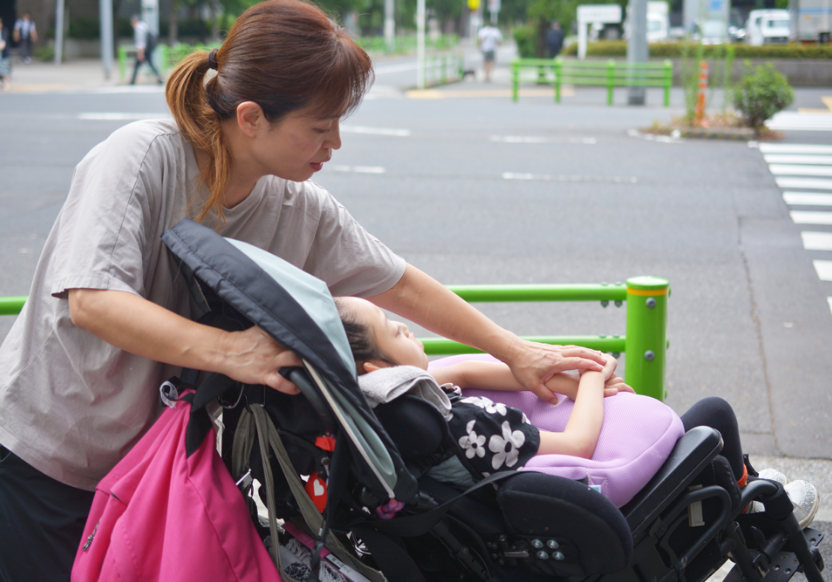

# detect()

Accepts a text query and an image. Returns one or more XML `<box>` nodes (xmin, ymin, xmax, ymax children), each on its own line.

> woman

<box><xmin>0</xmin><ymin>1</ymin><xmax>606</xmax><ymax>579</ymax></box>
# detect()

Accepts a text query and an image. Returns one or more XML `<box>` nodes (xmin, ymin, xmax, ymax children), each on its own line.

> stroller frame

<box><xmin>162</xmin><ymin>219</ymin><xmax>824</xmax><ymax>582</ymax></box>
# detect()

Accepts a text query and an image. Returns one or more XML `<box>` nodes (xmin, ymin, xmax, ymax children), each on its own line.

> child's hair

<box><xmin>334</xmin><ymin>298</ymin><xmax>396</xmax><ymax>374</ymax></box>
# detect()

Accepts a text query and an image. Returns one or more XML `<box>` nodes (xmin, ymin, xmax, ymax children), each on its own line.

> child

<box><xmin>335</xmin><ymin>296</ymin><xmax>820</xmax><ymax>526</ymax></box>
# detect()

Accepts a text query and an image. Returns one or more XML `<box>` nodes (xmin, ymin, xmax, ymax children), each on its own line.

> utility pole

<box><xmin>416</xmin><ymin>0</ymin><xmax>425</xmax><ymax>89</ymax></box>
<box><xmin>100</xmin><ymin>0</ymin><xmax>114</xmax><ymax>79</ymax></box>
<box><xmin>54</xmin><ymin>0</ymin><xmax>65</xmax><ymax>65</ymax></box>
<box><xmin>627</xmin><ymin>0</ymin><xmax>648</xmax><ymax>105</ymax></box>
<box><xmin>384</xmin><ymin>0</ymin><xmax>395</xmax><ymax>53</ymax></box>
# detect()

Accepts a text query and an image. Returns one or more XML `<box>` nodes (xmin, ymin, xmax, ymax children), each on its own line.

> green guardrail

<box><xmin>423</xmin><ymin>51</ymin><xmax>466</xmax><ymax>88</ymax></box>
<box><xmin>511</xmin><ymin>57</ymin><xmax>673</xmax><ymax>107</ymax></box>
<box><xmin>0</xmin><ymin>275</ymin><xmax>668</xmax><ymax>400</ymax></box>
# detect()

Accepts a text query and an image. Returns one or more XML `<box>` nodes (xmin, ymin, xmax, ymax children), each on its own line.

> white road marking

<box><xmin>330</xmin><ymin>165</ymin><xmax>386</xmax><ymax>174</ymax></box>
<box><xmin>77</xmin><ymin>112</ymin><xmax>171</xmax><ymax>120</ymax></box>
<box><xmin>502</xmin><ymin>172</ymin><xmax>637</xmax><ymax>183</ymax></box>
<box><xmin>769</xmin><ymin>164</ymin><xmax>832</xmax><ymax>177</ymax></box>
<box><xmin>764</xmin><ymin>154</ymin><xmax>832</xmax><ymax>165</ymax></box>
<box><xmin>759</xmin><ymin>143</ymin><xmax>832</xmax><ymax>155</ymax></box>
<box><xmin>767</xmin><ymin>112</ymin><xmax>832</xmax><ymax>132</ymax></box>
<box><xmin>373</xmin><ymin>62</ymin><xmax>419</xmax><ymax>74</ymax></box>
<box><xmin>784</xmin><ymin>192</ymin><xmax>832</xmax><ymax>206</ymax></box>
<box><xmin>776</xmin><ymin>177</ymin><xmax>832</xmax><ymax>190</ymax></box>
<box><xmin>791</xmin><ymin>211</ymin><xmax>832</xmax><ymax>225</ymax></box>
<box><xmin>814</xmin><ymin>260</ymin><xmax>832</xmax><ymax>281</ymax></box>
<box><xmin>341</xmin><ymin>125</ymin><xmax>411</xmax><ymax>137</ymax></box>
<box><xmin>801</xmin><ymin>231</ymin><xmax>832</xmax><ymax>251</ymax></box>
<box><xmin>828</xmin><ymin>297</ymin><xmax>832</xmax><ymax>316</ymax></box>
<box><xmin>490</xmin><ymin>136</ymin><xmax>596</xmax><ymax>144</ymax></box>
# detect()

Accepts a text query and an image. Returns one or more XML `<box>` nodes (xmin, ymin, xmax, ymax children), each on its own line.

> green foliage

<box><xmin>353</xmin><ymin>34</ymin><xmax>459</xmax><ymax>54</ymax></box>
<box><xmin>34</xmin><ymin>45</ymin><xmax>55</xmax><ymax>61</ymax></box>
<box><xmin>562</xmin><ymin>40</ymin><xmax>832</xmax><ymax>59</ymax></box>
<box><xmin>67</xmin><ymin>17</ymin><xmax>100</xmax><ymax>39</ymax></box>
<box><xmin>513</xmin><ymin>25</ymin><xmax>537</xmax><ymax>58</ymax></box>
<box><xmin>732</xmin><ymin>62</ymin><xmax>794</xmax><ymax>129</ymax></box>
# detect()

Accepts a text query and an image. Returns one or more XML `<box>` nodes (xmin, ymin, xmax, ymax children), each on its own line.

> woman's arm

<box><xmin>535</xmin><ymin>355</ymin><xmax>617</xmax><ymax>458</ymax></box>
<box><xmin>430</xmin><ymin>360</ymin><xmax>628</xmax><ymax>403</ymax></box>
<box><xmin>369</xmin><ymin>264</ymin><xmax>609</xmax><ymax>401</ymax></box>
<box><xmin>68</xmin><ymin>288</ymin><xmax>301</xmax><ymax>393</ymax></box>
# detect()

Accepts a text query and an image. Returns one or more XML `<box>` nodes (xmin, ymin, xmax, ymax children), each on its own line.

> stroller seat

<box><xmin>160</xmin><ymin>218</ymin><xmax>824</xmax><ymax>582</ymax></box>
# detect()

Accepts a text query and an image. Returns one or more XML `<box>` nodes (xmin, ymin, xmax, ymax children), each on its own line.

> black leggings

<box><xmin>680</xmin><ymin>397</ymin><xmax>744</xmax><ymax>481</ymax></box>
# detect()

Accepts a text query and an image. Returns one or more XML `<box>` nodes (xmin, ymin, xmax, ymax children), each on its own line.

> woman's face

<box><xmin>249</xmin><ymin>106</ymin><xmax>342</xmax><ymax>182</ymax></box>
<box><xmin>343</xmin><ymin>297</ymin><xmax>429</xmax><ymax>371</ymax></box>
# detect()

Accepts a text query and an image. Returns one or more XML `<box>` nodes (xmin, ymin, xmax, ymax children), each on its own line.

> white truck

<box><xmin>789</xmin><ymin>0</ymin><xmax>831</xmax><ymax>43</ymax></box>
<box><xmin>624</xmin><ymin>1</ymin><xmax>670</xmax><ymax>42</ymax></box>
<box><xmin>745</xmin><ymin>9</ymin><xmax>791</xmax><ymax>44</ymax></box>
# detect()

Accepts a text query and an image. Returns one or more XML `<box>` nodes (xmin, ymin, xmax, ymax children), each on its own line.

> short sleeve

<box><xmin>48</xmin><ymin>124</ymin><xmax>166</xmax><ymax>299</ymax></box>
<box><xmin>301</xmin><ymin>184</ymin><xmax>406</xmax><ymax>297</ymax></box>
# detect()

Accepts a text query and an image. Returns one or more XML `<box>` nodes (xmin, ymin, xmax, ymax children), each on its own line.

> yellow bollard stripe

<box><xmin>627</xmin><ymin>287</ymin><xmax>668</xmax><ymax>297</ymax></box>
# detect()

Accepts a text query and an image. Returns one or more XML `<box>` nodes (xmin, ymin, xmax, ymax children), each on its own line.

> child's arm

<box><xmin>535</xmin><ymin>355</ymin><xmax>617</xmax><ymax>459</ymax></box>
<box><xmin>430</xmin><ymin>360</ymin><xmax>630</xmax><ymax>403</ymax></box>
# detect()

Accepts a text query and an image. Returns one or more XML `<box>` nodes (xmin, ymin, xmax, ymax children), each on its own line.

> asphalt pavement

<box><xmin>1</xmin><ymin>42</ymin><xmax>831</xmax><ymax>580</ymax></box>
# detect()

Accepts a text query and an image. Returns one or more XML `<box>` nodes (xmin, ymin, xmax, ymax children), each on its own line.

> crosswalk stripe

<box><xmin>828</xmin><ymin>297</ymin><xmax>832</xmax><ymax>316</ymax></box>
<box><xmin>769</xmin><ymin>164</ymin><xmax>832</xmax><ymax>177</ymax></box>
<box><xmin>814</xmin><ymin>260</ymin><xmax>832</xmax><ymax>281</ymax></box>
<box><xmin>776</xmin><ymin>177</ymin><xmax>832</xmax><ymax>190</ymax></box>
<box><xmin>767</xmin><ymin>112</ymin><xmax>832</xmax><ymax>132</ymax></box>
<box><xmin>759</xmin><ymin>143</ymin><xmax>832</xmax><ymax>155</ymax></box>
<box><xmin>791</xmin><ymin>211</ymin><xmax>832</xmax><ymax>225</ymax></box>
<box><xmin>801</xmin><ymin>231</ymin><xmax>832</xmax><ymax>251</ymax></box>
<box><xmin>783</xmin><ymin>192</ymin><xmax>832</xmax><ymax>206</ymax></box>
<box><xmin>764</xmin><ymin>154</ymin><xmax>832</xmax><ymax>165</ymax></box>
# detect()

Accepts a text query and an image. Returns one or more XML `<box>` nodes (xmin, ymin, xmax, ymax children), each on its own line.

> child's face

<box><xmin>342</xmin><ymin>297</ymin><xmax>429</xmax><ymax>371</ymax></box>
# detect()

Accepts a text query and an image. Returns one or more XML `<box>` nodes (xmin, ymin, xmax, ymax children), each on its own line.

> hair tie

<box><xmin>207</xmin><ymin>49</ymin><xmax>219</xmax><ymax>71</ymax></box>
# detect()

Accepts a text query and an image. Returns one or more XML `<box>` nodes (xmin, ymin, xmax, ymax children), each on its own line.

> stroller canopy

<box><xmin>162</xmin><ymin>218</ymin><xmax>417</xmax><ymax>503</ymax></box>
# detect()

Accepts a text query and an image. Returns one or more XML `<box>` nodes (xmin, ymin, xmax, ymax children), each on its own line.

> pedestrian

<box><xmin>546</xmin><ymin>20</ymin><xmax>565</xmax><ymax>58</ymax></box>
<box><xmin>0</xmin><ymin>18</ymin><xmax>11</xmax><ymax>90</ymax></box>
<box><xmin>129</xmin><ymin>14</ymin><xmax>164</xmax><ymax>85</ymax></box>
<box><xmin>12</xmin><ymin>11</ymin><xmax>37</xmax><ymax>64</ymax></box>
<box><xmin>477</xmin><ymin>22</ymin><xmax>503</xmax><ymax>82</ymax></box>
<box><xmin>0</xmin><ymin>1</ymin><xmax>607</xmax><ymax>579</ymax></box>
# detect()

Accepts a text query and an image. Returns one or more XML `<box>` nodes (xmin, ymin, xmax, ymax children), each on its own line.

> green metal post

<box><xmin>663</xmin><ymin>60</ymin><xmax>671</xmax><ymax>107</ymax></box>
<box><xmin>118</xmin><ymin>45</ymin><xmax>127</xmax><ymax>81</ymax></box>
<box><xmin>554</xmin><ymin>59</ymin><xmax>561</xmax><ymax>103</ymax></box>
<box><xmin>624</xmin><ymin>276</ymin><xmax>669</xmax><ymax>401</ymax></box>
<box><xmin>158</xmin><ymin>44</ymin><xmax>169</xmax><ymax>76</ymax></box>
<box><xmin>423</xmin><ymin>335</ymin><xmax>626</xmax><ymax>355</ymax></box>
<box><xmin>512</xmin><ymin>61</ymin><xmax>519</xmax><ymax>102</ymax></box>
<box><xmin>0</xmin><ymin>296</ymin><xmax>26</xmax><ymax>316</ymax></box>
<box><xmin>607</xmin><ymin>60</ymin><xmax>615</xmax><ymax>106</ymax></box>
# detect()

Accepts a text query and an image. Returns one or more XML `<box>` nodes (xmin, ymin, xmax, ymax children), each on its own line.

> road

<box><xmin>1</xmin><ymin>56</ymin><xmax>831</xmax><ymax>569</ymax></box>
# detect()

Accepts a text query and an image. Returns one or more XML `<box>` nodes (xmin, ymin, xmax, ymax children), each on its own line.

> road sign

<box><xmin>468</xmin><ymin>0</ymin><xmax>480</xmax><ymax>10</ymax></box>
<box><xmin>577</xmin><ymin>4</ymin><xmax>623</xmax><ymax>23</ymax></box>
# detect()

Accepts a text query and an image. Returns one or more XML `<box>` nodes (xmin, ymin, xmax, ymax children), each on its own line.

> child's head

<box><xmin>335</xmin><ymin>296</ymin><xmax>428</xmax><ymax>375</ymax></box>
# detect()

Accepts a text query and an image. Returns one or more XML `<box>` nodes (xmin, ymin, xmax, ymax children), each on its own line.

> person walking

<box><xmin>477</xmin><ymin>23</ymin><xmax>502</xmax><ymax>82</ymax></box>
<box><xmin>0</xmin><ymin>1</ymin><xmax>608</xmax><ymax>580</ymax></box>
<box><xmin>129</xmin><ymin>14</ymin><xmax>164</xmax><ymax>85</ymax></box>
<box><xmin>0</xmin><ymin>18</ymin><xmax>11</xmax><ymax>89</ymax></box>
<box><xmin>13</xmin><ymin>11</ymin><xmax>37</xmax><ymax>64</ymax></box>
<box><xmin>546</xmin><ymin>20</ymin><xmax>565</xmax><ymax>58</ymax></box>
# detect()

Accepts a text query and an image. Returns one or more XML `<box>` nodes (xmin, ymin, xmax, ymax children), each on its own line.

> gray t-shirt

<box><xmin>0</xmin><ymin>119</ymin><xmax>405</xmax><ymax>490</ymax></box>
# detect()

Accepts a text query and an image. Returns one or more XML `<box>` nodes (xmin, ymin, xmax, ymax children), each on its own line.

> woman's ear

<box><xmin>236</xmin><ymin>101</ymin><xmax>266</xmax><ymax>137</ymax></box>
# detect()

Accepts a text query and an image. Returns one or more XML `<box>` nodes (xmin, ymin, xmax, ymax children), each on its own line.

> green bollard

<box><xmin>624</xmin><ymin>276</ymin><xmax>669</xmax><ymax>401</ymax></box>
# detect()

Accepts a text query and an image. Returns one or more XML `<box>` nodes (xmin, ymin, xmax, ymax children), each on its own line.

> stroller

<box><xmin>162</xmin><ymin>218</ymin><xmax>825</xmax><ymax>582</ymax></box>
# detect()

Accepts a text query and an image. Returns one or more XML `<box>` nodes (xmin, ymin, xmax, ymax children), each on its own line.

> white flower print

<box><xmin>489</xmin><ymin>421</ymin><xmax>526</xmax><ymax>470</ymax></box>
<box><xmin>458</xmin><ymin>419</ymin><xmax>487</xmax><ymax>459</ymax></box>
<box><xmin>461</xmin><ymin>396</ymin><xmax>507</xmax><ymax>416</ymax></box>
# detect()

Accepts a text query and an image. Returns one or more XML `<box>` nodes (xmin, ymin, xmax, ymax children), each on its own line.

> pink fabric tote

<box><xmin>429</xmin><ymin>355</ymin><xmax>685</xmax><ymax>508</ymax></box>
<box><xmin>72</xmin><ymin>390</ymin><xmax>281</xmax><ymax>582</ymax></box>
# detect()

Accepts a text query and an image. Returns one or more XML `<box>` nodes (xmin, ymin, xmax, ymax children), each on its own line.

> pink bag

<box><xmin>429</xmin><ymin>355</ymin><xmax>685</xmax><ymax>508</ymax></box>
<box><xmin>71</xmin><ymin>390</ymin><xmax>281</xmax><ymax>582</ymax></box>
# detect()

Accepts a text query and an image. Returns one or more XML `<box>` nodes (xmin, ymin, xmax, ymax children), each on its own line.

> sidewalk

<box><xmin>1</xmin><ymin>57</ymin><xmax>153</xmax><ymax>93</ymax></box>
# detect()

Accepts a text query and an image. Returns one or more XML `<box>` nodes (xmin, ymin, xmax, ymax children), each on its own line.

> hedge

<box><xmin>561</xmin><ymin>40</ymin><xmax>832</xmax><ymax>59</ymax></box>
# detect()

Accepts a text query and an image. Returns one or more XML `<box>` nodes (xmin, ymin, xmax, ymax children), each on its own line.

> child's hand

<box><xmin>604</xmin><ymin>375</ymin><xmax>635</xmax><ymax>396</ymax></box>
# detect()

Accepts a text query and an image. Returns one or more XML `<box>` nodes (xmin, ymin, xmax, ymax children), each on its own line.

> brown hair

<box><xmin>165</xmin><ymin>0</ymin><xmax>373</xmax><ymax>225</ymax></box>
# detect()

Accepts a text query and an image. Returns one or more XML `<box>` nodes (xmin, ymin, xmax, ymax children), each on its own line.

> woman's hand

<box><xmin>220</xmin><ymin>326</ymin><xmax>302</xmax><ymax>394</ymax></box>
<box><xmin>507</xmin><ymin>341</ymin><xmax>609</xmax><ymax>403</ymax></box>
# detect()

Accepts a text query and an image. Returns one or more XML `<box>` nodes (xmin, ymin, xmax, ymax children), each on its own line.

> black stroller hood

<box><xmin>162</xmin><ymin>218</ymin><xmax>417</xmax><ymax>504</ymax></box>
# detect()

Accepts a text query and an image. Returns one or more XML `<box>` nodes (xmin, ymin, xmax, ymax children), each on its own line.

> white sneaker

<box><xmin>784</xmin><ymin>480</ymin><xmax>820</xmax><ymax>529</ymax></box>
<box><xmin>757</xmin><ymin>468</ymin><xmax>788</xmax><ymax>485</ymax></box>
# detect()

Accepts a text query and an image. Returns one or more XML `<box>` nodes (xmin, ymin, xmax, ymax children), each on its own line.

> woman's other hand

<box><xmin>507</xmin><ymin>341</ymin><xmax>608</xmax><ymax>403</ymax></box>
